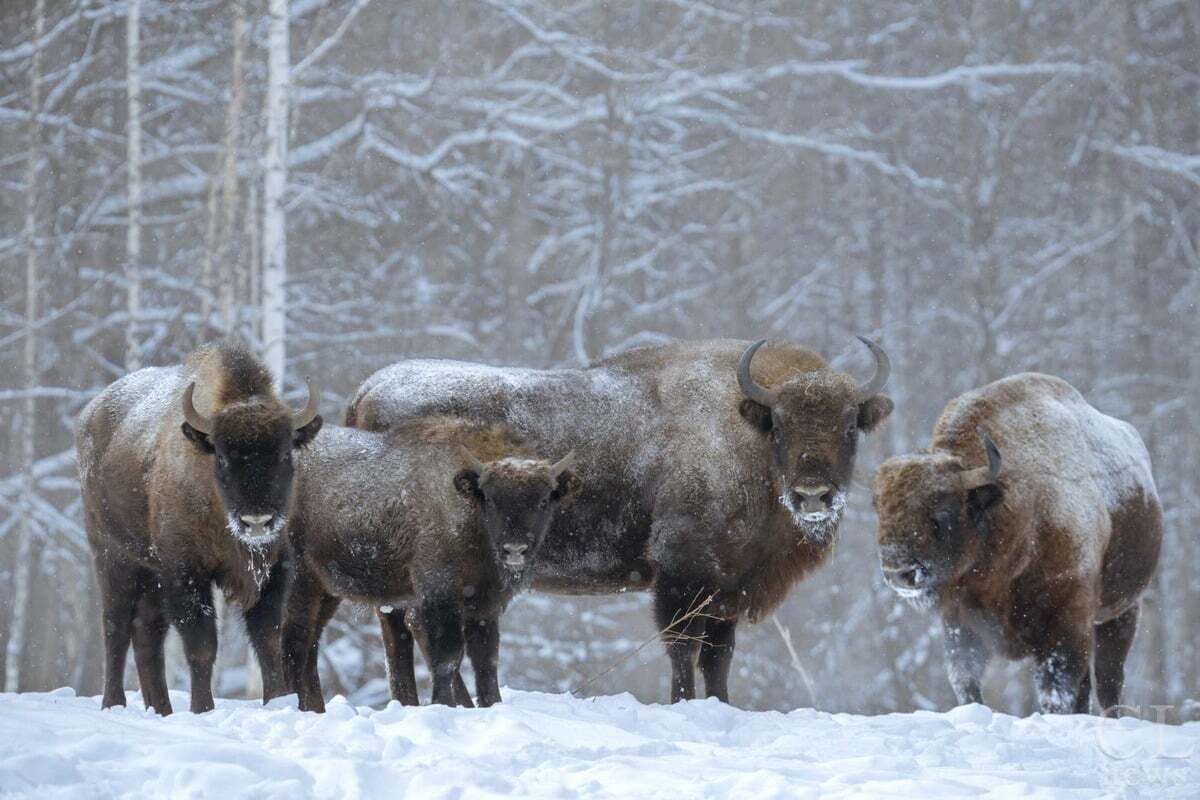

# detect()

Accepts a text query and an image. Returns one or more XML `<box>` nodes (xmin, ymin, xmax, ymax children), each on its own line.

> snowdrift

<box><xmin>1</xmin><ymin>688</ymin><xmax>1197</xmax><ymax>798</ymax></box>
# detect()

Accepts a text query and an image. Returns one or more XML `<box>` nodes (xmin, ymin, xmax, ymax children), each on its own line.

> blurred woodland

<box><xmin>1</xmin><ymin>0</ymin><xmax>1197</xmax><ymax>715</ymax></box>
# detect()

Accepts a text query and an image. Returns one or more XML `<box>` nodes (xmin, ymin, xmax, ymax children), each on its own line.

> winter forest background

<box><xmin>0</xmin><ymin>0</ymin><xmax>1197</xmax><ymax>717</ymax></box>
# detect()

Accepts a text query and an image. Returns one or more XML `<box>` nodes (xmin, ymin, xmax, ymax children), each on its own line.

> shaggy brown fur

<box><xmin>76</xmin><ymin>341</ymin><xmax>323</xmax><ymax>715</ymax></box>
<box><xmin>282</xmin><ymin>416</ymin><xmax>579</xmax><ymax>710</ymax></box>
<box><xmin>346</xmin><ymin>337</ymin><xmax>892</xmax><ymax>703</ymax></box>
<box><xmin>873</xmin><ymin>373</ymin><xmax>1161</xmax><ymax>714</ymax></box>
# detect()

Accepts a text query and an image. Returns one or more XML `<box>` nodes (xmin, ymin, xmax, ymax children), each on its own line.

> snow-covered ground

<box><xmin>1</xmin><ymin>688</ymin><xmax>1197</xmax><ymax>799</ymax></box>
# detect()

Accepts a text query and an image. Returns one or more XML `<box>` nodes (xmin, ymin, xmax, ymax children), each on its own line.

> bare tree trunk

<box><xmin>219</xmin><ymin>0</ymin><xmax>247</xmax><ymax>333</ymax></box>
<box><xmin>200</xmin><ymin>174</ymin><xmax>221</xmax><ymax>335</ymax></box>
<box><xmin>6</xmin><ymin>0</ymin><xmax>46</xmax><ymax>693</ymax></box>
<box><xmin>247</xmin><ymin>177</ymin><xmax>260</xmax><ymax>315</ymax></box>
<box><xmin>17</xmin><ymin>536</ymin><xmax>50</xmax><ymax>691</ymax></box>
<box><xmin>72</xmin><ymin>566</ymin><xmax>104</xmax><ymax>695</ymax></box>
<box><xmin>262</xmin><ymin>0</ymin><xmax>290</xmax><ymax>390</ymax></box>
<box><xmin>126</xmin><ymin>0</ymin><xmax>142</xmax><ymax>369</ymax></box>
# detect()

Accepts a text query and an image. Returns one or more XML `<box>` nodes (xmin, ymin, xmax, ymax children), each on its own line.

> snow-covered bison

<box><xmin>873</xmin><ymin>373</ymin><xmax>1161</xmax><ymax>714</ymax></box>
<box><xmin>282</xmin><ymin>417</ymin><xmax>579</xmax><ymax>710</ymax></box>
<box><xmin>75</xmin><ymin>342</ymin><xmax>323</xmax><ymax>714</ymax></box>
<box><xmin>347</xmin><ymin>337</ymin><xmax>893</xmax><ymax>702</ymax></box>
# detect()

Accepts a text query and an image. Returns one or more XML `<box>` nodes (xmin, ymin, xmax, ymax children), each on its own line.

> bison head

<box><xmin>737</xmin><ymin>337</ymin><xmax>893</xmax><ymax>542</ymax></box>
<box><xmin>180</xmin><ymin>378</ymin><xmax>323</xmax><ymax>547</ymax></box>
<box><xmin>454</xmin><ymin>450</ymin><xmax>580</xmax><ymax>588</ymax></box>
<box><xmin>873</xmin><ymin>428</ymin><xmax>1004</xmax><ymax>608</ymax></box>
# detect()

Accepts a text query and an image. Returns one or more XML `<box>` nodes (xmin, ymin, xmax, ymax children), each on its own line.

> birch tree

<box><xmin>262</xmin><ymin>0</ymin><xmax>290</xmax><ymax>390</ymax></box>
<box><xmin>125</xmin><ymin>0</ymin><xmax>142</xmax><ymax>370</ymax></box>
<box><xmin>7</xmin><ymin>0</ymin><xmax>46</xmax><ymax>693</ymax></box>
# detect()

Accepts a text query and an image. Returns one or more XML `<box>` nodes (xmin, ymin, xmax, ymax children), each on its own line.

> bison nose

<box><xmin>503</xmin><ymin>543</ymin><xmax>529</xmax><ymax>556</ymax></box>
<box><xmin>239</xmin><ymin>513</ymin><xmax>274</xmax><ymax>528</ymax></box>
<box><xmin>790</xmin><ymin>484</ymin><xmax>834</xmax><ymax>514</ymax></box>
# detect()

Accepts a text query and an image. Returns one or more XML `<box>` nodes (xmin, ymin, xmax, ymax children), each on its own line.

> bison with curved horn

<box><xmin>346</xmin><ymin>337</ymin><xmax>893</xmax><ymax>703</ymax></box>
<box><xmin>75</xmin><ymin>341</ymin><xmax>323</xmax><ymax>714</ymax></box>
<box><xmin>873</xmin><ymin>373</ymin><xmax>1161</xmax><ymax>714</ymax></box>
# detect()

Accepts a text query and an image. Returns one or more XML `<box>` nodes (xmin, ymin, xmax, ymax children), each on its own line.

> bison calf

<box><xmin>75</xmin><ymin>341</ymin><xmax>323</xmax><ymax>714</ymax></box>
<box><xmin>873</xmin><ymin>373</ymin><xmax>1161</xmax><ymax>714</ymax></box>
<box><xmin>281</xmin><ymin>417</ymin><xmax>579</xmax><ymax>711</ymax></box>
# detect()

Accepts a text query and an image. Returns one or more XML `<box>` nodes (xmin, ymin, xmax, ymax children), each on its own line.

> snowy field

<box><xmin>2</xmin><ymin>689</ymin><xmax>1198</xmax><ymax>799</ymax></box>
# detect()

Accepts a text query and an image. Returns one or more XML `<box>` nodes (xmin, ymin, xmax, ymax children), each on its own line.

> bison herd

<box><xmin>75</xmin><ymin>337</ymin><xmax>1162</xmax><ymax>718</ymax></box>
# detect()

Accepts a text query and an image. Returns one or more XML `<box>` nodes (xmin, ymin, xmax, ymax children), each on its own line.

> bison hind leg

<box><xmin>131</xmin><ymin>582</ymin><xmax>172</xmax><ymax>715</ymax></box>
<box><xmin>96</xmin><ymin>559</ymin><xmax>141</xmax><ymax>710</ymax></box>
<box><xmin>1095</xmin><ymin>604</ymin><xmax>1139</xmax><ymax>714</ymax></box>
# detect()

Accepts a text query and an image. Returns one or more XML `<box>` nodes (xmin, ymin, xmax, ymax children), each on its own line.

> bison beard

<box><xmin>780</xmin><ymin>486</ymin><xmax>845</xmax><ymax>543</ymax></box>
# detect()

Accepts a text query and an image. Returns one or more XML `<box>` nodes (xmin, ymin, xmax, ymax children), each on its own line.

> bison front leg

<box><xmin>942</xmin><ymin>617</ymin><xmax>988</xmax><ymax>706</ymax></box>
<box><xmin>378</xmin><ymin>607</ymin><xmax>419</xmax><ymax>706</ymax></box>
<box><xmin>653</xmin><ymin>575</ymin><xmax>709</xmax><ymax>703</ymax></box>
<box><xmin>1033</xmin><ymin>631</ymin><xmax>1092</xmax><ymax>715</ymax></box>
<box><xmin>164</xmin><ymin>574</ymin><xmax>219</xmax><ymax>714</ymax></box>
<box><xmin>417</xmin><ymin>595</ymin><xmax>466</xmax><ymax>706</ymax></box>
<box><xmin>698</xmin><ymin>617</ymin><xmax>737</xmax><ymax>703</ymax></box>
<box><xmin>465</xmin><ymin>617</ymin><xmax>502</xmax><ymax>707</ymax></box>
<box><xmin>243</xmin><ymin>562</ymin><xmax>288</xmax><ymax>702</ymax></box>
<box><xmin>281</xmin><ymin>567</ymin><xmax>335</xmax><ymax>713</ymax></box>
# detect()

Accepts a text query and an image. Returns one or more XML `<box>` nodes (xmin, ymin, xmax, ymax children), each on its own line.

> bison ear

<box><xmin>181</xmin><ymin>422</ymin><xmax>214</xmax><ymax>453</ymax></box>
<box><xmin>454</xmin><ymin>469</ymin><xmax>483</xmax><ymax>501</ymax></box>
<box><xmin>551</xmin><ymin>470</ymin><xmax>582</xmax><ymax>504</ymax></box>
<box><xmin>738</xmin><ymin>398</ymin><xmax>773</xmax><ymax>434</ymax></box>
<box><xmin>966</xmin><ymin>484</ymin><xmax>1004</xmax><ymax>533</ymax></box>
<box><xmin>857</xmin><ymin>394</ymin><xmax>894</xmax><ymax>433</ymax></box>
<box><xmin>293</xmin><ymin>414</ymin><xmax>324</xmax><ymax>449</ymax></box>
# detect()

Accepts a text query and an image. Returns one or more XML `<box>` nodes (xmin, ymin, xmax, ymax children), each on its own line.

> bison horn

<box><xmin>960</xmin><ymin>427</ymin><xmax>1002</xmax><ymax>490</ymax></box>
<box><xmin>182</xmin><ymin>382</ymin><xmax>214</xmax><ymax>435</ymax></box>
<box><xmin>736</xmin><ymin>339</ymin><xmax>775</xmax><ymax>407</ymax></box>
<box><xmin>550</xmin><ymin>450</ymin><xmax>576</xmax><ymax>479</ymax></box>
<box><xmin>291</xmin><ymin>377</ymin><xmax>321</xmax><ymax>430</ymax></box>
<box><xmin>855</xmin><ymin>336</ymin><xmax>890</xmax><ymax>398</ymax></box>
<box><xmin>459</xmin><ymin>446</ymin><xmax>488</xmax><ymax>478</ymax></box>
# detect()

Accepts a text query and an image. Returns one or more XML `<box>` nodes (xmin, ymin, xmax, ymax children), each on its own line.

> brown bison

<box><xmin>75</xmin><ymin>342</ymin><xmax>323</xmax><ymax>714</ymax></box>
<box><xmin>282</xmin><ymin>417</ymin><xmax>579</xmax><ymax>710</ymax></box>
<box><xmin>347</xmin><ymin>337</ymin><xmax>892</xmax><ymax>703</ymax></box>
<box><xmin>873</xmin><ymin>373</ymin><xmax>1161</xmax><ymax>714</ymax></box>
